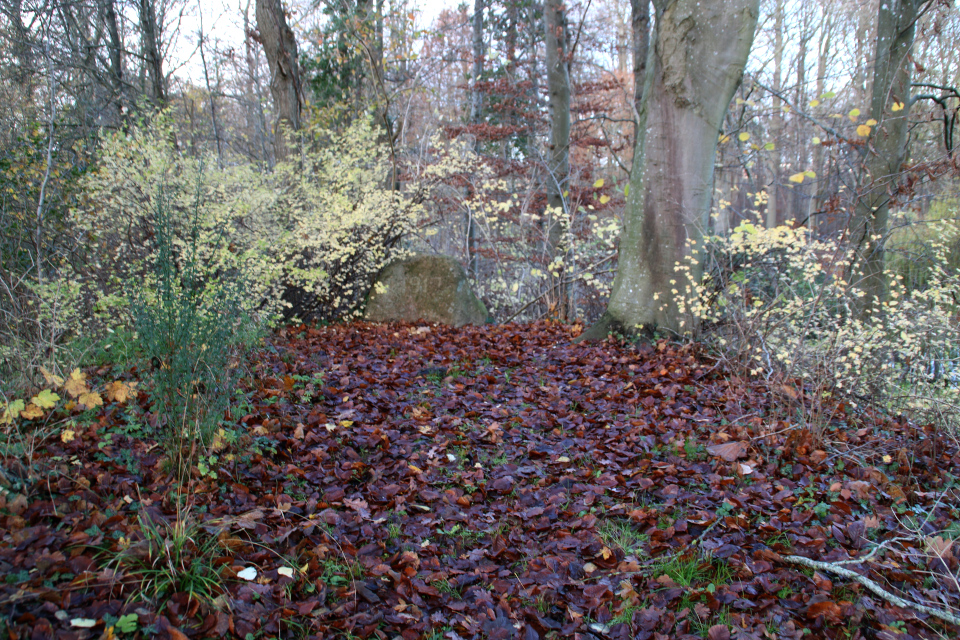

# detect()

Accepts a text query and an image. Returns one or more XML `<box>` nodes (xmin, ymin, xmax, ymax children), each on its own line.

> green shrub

<box><xmin>133</xmin><ymin>177</ymin><xmax>254</xmax><ymax>472</ymax></box>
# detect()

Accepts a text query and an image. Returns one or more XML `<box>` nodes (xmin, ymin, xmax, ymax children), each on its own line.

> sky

<box><xmin>174</xmin><ymin>0</ymin><xmax>450</xmax><ymax>83</ymax></box>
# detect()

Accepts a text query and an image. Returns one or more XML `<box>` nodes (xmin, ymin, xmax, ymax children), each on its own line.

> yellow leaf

<box><xmin>62</xmin><ymin>429</ymin><xmax>76</xmax><ymax>443</ymax></box>
<box><xmin>601</xmin><ymin>546</ymin><xmax>613</xmax><ymax>559</ymax></box>
<box><xmin>804</xmin><ymin>170</ymin><xmax>816</xmax><ymax>179</ymax></box>
<box><xmin>738</xmin><ymin>132</ymin><xmax>750</xmax><ymax>142</ymax></box>
<box><xmin>788</xmin><ymin>173</ymin><xmax>806</xmax><ymax>184</ymax></box>
<box><xmin>562</xmin><ymin>190</ymin><xmax>569</xmax><ymax>198</ymax></box>
<box><xmin>32</xmin><ymin>389</ymin><xmax>59</xmax><ymax>409</ymax></box>
<box><xmin>812</xmin><ymin>137</ymin><xmax>821</xmax><ymax>145</ymax></box>
<box><xmin>764</xmin><ymin>142</ymin><xmax>775</xmax><ymax>150</ymax></box>
<box><xmin>882</xmin><ymin>455</ymin><xmax>893</xmax><ymax>463</ymax></box>
<box><xmin>599</xmin><ymin>195</ymin><xmax>611</xmax><ymax>205</ymax></box>
<box><xmin>593</xmin><ymin>179</ymin><xmax>604</xmax><ymax>188</ymax></box>
<box><xmin>891</xmin><ymin>101</ymin><xmax>904</xmax><ymax>112</ymax></box>
<box><xmin>105</xmin><ymin>380</ymin><xmax>136</xmax><ymax>403</ymax></box>
<box><xmin>1</xmin><ymin>400</ymin><xmax>25</xmax><ymax>425</ymax></box>
<box><xmin>20</xmin><ymin>403</ymin><xmax>44</xmax><ymax>420</ymax></box>
<box><xmin>718</xmin><ymin>134</ymin><xmax>731</xmax><ymax>144</ymax></box>
<box><xmin>848</xmin><ymin>108</ymin><xmax>861</xmax><ymax>121</ymax></box>
<box><xmin>808</xmin><ymin>99</ymin><xmax>820</xmax><ymax>107</ymax></box>
<box><xmin>64</xmin><ymin>369</ymin><xmax>89</xmax><ymax>398</ymax></box>
<box><xmin>856</xmin><ymin>124</ymin><xmax>872</xmax><ymax>137</ymax></box>
<box><xmin>340</xmin><ymin>420</ymin><xmax>354</xmax><ymax>428</ymax></box>
<box><xmin>865</xmin><ymin>118</ymin><xmax>878</xmax><ymax>126</ymax></box>
<box><xmin>408</xmin><ymin>465</ymin><xmax>423</xmax><ymax>474</ymax></box>
<box><xmin>79</xmin><ymin>392</ymin><xmax>103</xmax><ymax>409</ymax></box>
<box><xmin>40</xmin><ymin>366</ymin><xmax>64</xmax><ymax>387</ymax></box>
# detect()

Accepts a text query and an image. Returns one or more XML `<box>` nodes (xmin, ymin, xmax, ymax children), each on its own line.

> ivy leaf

<box><xmin>115</xmin><ymin>613</ymin><xmax>138</xmax><ymax>633</ymax></box>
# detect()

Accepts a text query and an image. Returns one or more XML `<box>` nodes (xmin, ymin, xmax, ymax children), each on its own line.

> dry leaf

<box><xmin>79</xmin><ymin>391</ymin><xmax>103</xmax><ymax>409</ymax></box>
<box><xmin>20</xmin><ymin>403</ymin><xmax>44</xmax><ymax>420</ymax></box>
<box><xmin>63</xmin><ymin>369</ymin><xmax>89</xmax><ymax>398</ymax></box>
<box><xmin>707</xmin><ymin>441</ymin><xmax>747</xmax><ymax>462</ymax></box>
<box><xmin>105</xmin><ymin>380</ymin><xmax>136</xmax><ymax>403</ymax></box>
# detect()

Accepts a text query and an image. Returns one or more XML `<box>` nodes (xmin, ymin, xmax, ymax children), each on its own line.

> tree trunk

<box><xmin>467</xmin><ymin>0</ymin><xmax>484</xmax><ymax>278</ymax></box>
<box><xmin>256</xmin><ymin>0</ymin><xmax>303</xmax><ymax>161</ymax></box>
<box><xmin>630</xmin><ymin>0</ymin><xmax>650</xmax><ymax>116</ymax></box>
<box><xmin>139</xmin><ymin>0</ymin><xmax>166</xmax><ymax>107</ymax></box>
<box><xmin>581</xmin><ymin>0</ymin><xmax>759</xmax><ymax>340</ymax></box>
<box><xmin>850</xmin><ymin>0</ymin><xmax>924</xmax><ymax>312</ymax></box>
<box><xmin>544</xmin><ymin>0</ymin><xmax>573</xmax><ymax>322</ymax></box>
<box><xmin>766</xmin><ymin>0</ymin><xmax>783</xmax><ymax>229</ymax></box>
<box><xmin>104</xmin><ymin>0</ymin><xmax>124</xmax><ymax>121</ymax></box>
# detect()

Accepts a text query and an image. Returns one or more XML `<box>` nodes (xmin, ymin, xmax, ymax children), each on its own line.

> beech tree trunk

<box><xmin>256</xmin><ymin>0</ymin><xmax>303</xmax><ymax>161</ymax></box>
<box><xmin>850</xmin><ymin>0</ymin><xmax>924</xmax><ymax>313</ymax></box>
<box><xmin>544</xmin><ymin>0</ymin><xmax>573</xmax><ymax>321</ymax></box>
<box><xmin>581</xmin><ymin>0</ymin><xmax>759</xmax><ymax>340</ymax></box>
<box><xmin>631</xmin><ymin>0</ymin><xmax>650</xmax><ymax>116</ymax></box>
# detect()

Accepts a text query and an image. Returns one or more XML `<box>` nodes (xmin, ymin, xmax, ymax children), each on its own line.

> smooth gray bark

<box><xmin>544</xmin><ymin>0</ymin><xmax>573</xmax><ymax>321</ymax></box>
<box><xmin>582</xmin><ymin>0</ymin><xmax>760</xmax><ymax>339</ymax></box>
<box><xmin>851</xmin><ymin>0</ymin><xmax>925</xmax><ymax>312</ymax></box>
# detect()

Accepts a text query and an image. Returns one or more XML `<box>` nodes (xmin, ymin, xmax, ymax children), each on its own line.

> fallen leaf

<box><xmin>63</xmin><ymin>369</ymin><xmax>89</xmax><ymax>398</ymax></box>
<box><xmin>237</xmin><ymin>567</ymin><xmax>258</xmax><ymax>581</ymax></box>
<box><xmin>707</xmin><ymin>441</ymin><xmax>747</xmax><ymax>462</ymax></box>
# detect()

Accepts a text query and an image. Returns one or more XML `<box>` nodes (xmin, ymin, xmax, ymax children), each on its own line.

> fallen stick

<box><xmin>782</xmin><ymin>554</ymin><xmax>960</xmax><ymax>628</ymax></box>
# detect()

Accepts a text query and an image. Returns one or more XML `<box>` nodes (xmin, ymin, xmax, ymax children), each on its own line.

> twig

<box><xmin>783</xmin><ymin>554</ymin><xmax>960</xmax><ymax>627</ymax></box>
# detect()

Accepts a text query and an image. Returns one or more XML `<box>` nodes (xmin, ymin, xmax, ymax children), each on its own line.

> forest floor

<box><xmin>2</xmin><ymin>321</ymin><xmax>960</xmax><ymax>640</ymax></box>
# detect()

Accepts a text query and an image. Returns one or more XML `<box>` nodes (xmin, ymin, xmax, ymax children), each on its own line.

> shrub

<box><xmin>675</xmin><ymin>220</ymin><xmax>960</xmax><ymax>436</ymax></box>
<box><xmin>77</xmin><ymin>112</ymin><xmax>420</xmax><ymax>326</ymax></box>
<box><xmin>132</xmin><ymin>178</ymin><xmax>253</xmax><ymax>470</ymax></box>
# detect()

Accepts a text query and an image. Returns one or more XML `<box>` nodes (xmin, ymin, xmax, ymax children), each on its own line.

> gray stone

<box><xmin>365</xmin><ymin>255</ymin><xmax>488</xmax><ymax>327</ymax></box>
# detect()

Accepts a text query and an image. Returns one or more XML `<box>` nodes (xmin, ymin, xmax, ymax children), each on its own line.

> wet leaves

<box><xmin>1</xmin><ymin>321</ymin><xmax>959</xmax><ymax>638</ymax></box>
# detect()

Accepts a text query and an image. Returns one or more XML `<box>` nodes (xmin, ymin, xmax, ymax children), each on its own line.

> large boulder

<box><xmin>365</xmin><ymin>255</ymin><xmax>489</xmax><ymax>327</ymax></box>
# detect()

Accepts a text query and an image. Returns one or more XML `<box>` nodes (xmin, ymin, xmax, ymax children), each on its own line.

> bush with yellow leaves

<box><xmin>76</xmin><ymin>112</ymin><xmax>421</xmax><ymax>326</ymax></box>
<box><xmin>673</xmin><ymin>220</ymin><xmax>960</xmax><ymax>436</ymax></box>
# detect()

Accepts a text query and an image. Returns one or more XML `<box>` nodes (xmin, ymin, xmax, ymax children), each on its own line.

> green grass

<box><xmin>597</xmin><ymin>519</ymin><xmax>648</xmax><ymax>556</ymax></box>
<box><xmin>109</xmin><ymin>512</ymin><xmax>225</xmax><ymax>606</ymax></box>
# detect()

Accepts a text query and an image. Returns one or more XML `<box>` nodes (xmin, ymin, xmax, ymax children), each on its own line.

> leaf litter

<box><xmin>1</xmin><ymin>321</ymin><xmax>959</xmax><ymax>639</ymax></box>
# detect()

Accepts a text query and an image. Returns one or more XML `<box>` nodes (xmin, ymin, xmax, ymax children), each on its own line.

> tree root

<box><xmin>783</xmin><ymin>554</ymin><xmax>960</xmax><ymax>628</ymax></box>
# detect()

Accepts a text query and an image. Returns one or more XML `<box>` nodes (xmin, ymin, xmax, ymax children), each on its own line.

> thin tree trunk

<box><xmin>467</xmin><ymin>0</ymin><xmax>484</xmax><ymax>278</ymax></box>
<box><xmin>544</xmin><ymin>0</ymin><xmax>573</xmax><ymax>322</ymax></box>
<box><xmin>139</xmin><ymin>0</ymin><xmax>166</xmax><ymax>107</ymax></box>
